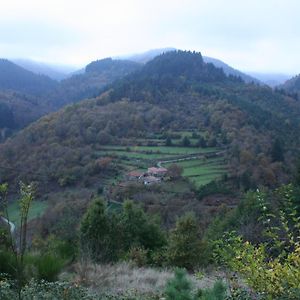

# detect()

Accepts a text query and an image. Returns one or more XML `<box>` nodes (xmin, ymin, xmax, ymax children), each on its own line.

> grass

<box><xmin>99</xmin><ymin>145</ymin><xmax>216</xmax><ymax>155</ymax></box>
<box><xmin>73</xmin><ymin>261</ymin><xmax>219</xmax><ymax>296</ymax></box>
<box><xmin>164</xmin><ymin>157</ymin><xmax>224</xmax><ymax>168</ymax></box>
<box><xmin>164</xmin><ymin>156</ymin><xmax>227</xmax><ymax>188</ymax></box>
<box><xmin>7</xmin><ymin>200</ymin><xmax>48</xmax><ymax>226</ymax></box>
<box><xmin>101</xmin><ymin>150</ymin><xmax>177</xmax><ymax>159</ymax></box>
<box><xmin>97</xmin><ymin>144</ymin><xmax>227</xmax><ymax>188</ymax></box>
<box><xmin>183</xmin><ymin>166</ymin><xmax>226</xmax><ymax>177</ymax></box>
<box><xmin>127</xmin><ymin>146</ymin><xmax>216</xmax><ymax>155</ymax></box>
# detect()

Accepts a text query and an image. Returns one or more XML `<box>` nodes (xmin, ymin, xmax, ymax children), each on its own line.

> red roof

<box><xmin>127</xmin><ymin>171</ymin><xmax>143</xmax><ymax>177</ymax></box>
<box><xmin>147</xmin><ymin>167</ymin><xmax>168</xmax><ymax>174</ymax></box>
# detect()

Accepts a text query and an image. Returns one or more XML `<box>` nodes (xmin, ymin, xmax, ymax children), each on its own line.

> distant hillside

<box><xmin>0</xmin><ymin>91</ymin><xmax>50</xmax><ymax>141</ymax></box>
<box><xmin>0</xmin><ymin>57</ymin><xmax>141</xmax><ymax>137</ymax></box>
<box><xmin>12</xmin><ymin>59</ymin><xmax>76</xmax><ymax>81</ymax></box>
<box><xmin>48</xmin><ymin>58</ymin><xmax>141</xmax><ymax>108</ymax></box>
<box><xmin>248</xmin><ymin>72</ymin><xmax>292</xmax><ymax>87</ymax></box>
<box><xmin>203</xmin><ymin>57</ymin><xmax>260</xmax><ymax>84</ymax></box>
<box><xmin>280</xmin><ymin>74</ymin><xmax>300</xmax><ymax>95</ymax></box>
<box><xmin>0</xmin><ymin>59</ymin><xmax>58</xmax><ymax>96</ymax></box>
<box><xmin>0</xmin><ymin>51</ymin><xmax>299</xmax><ymax>192</ymax></box>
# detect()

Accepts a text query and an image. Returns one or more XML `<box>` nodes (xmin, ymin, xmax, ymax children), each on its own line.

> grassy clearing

<box><xmin>183</xmin><ymin>166</ymin><xmax>226</xmax><ymax>177</ymax></box>
<box><xmin>73</xmin><ymin>262</ymin><xmax>218</xmax><ymax>296</ymax></box>
<box><xmin>101</xmin><ymin>150</ymin><xmax>178</xmax><ymax>159</ymax></box>
<box><xmin>7</xmin><ymin>200</ymin><xmax>48</xmax><ymax>226</ymax></box>
<box><xmin>128</xmin><ymin>146</ymin><xmax>216</xmax><ymax>155</ymax></box>
<box><xmin>163</xmin><ymin>156</ymin><xmax>227</xmax><ymax>188</ymax></box>
<box><xmin>99</xmin><ymin>145</ymin><xmax>216</xmax><ymax>155</ymax></box>
<box><xmin>164</xmin><ymin>157</ymin><xmax>224</xmax><ymax>168</ymax></box>
<box><xmin>190</xmin><ymin>174</ymin><xmax>225</xmax><ymax>187</ymax></box>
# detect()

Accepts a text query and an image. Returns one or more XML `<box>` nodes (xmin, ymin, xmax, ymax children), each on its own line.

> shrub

<box><xmin>80</xmin><ymin>199</ymin><xmax>166</xmax><ymax>264</ymax></box>
<box><xmin>196</xmin><ymin>280</ymin><xmax>227</xmax><ymax>300</ymax></box>
<box><xmin>214</xmin><ymin>232</ymin><xmax>300</xmax><ymax>299</ymax></box>
<box><xmin>30</xmin><ymin>254</ymin><xmax>65</xmax><ymax>282</ymax></box>
<box><xmin>127</xmin><ymin>246</ymin><xmax>148</xmax><ymax>267</ymax></box>
<box><xmin>167</xmin><ymin>213</ymin><xmax>202</xmax><ymax>270</ymax></box>
<box><xmin>0</xmin><ymin>250</ymin><xmax>17</xmax><ymax>277</ymax></box>
<box><xmin>165</xmin><ymin>268</ymin><xmax>193</xmax><ymax>300</ymax></box>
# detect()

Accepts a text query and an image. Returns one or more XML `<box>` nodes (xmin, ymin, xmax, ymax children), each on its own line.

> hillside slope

<box><xmin>0</xmin><ymin>58</ymin><xmax>141</xmax><ymax>136</ymax></box>
<box><xmin>12</xmin><ymin>59</ymin><xmax>76</xmax><ymax>80</ymax></box>
<box><xmin>280</xmin><ymin>74</ymin><xmax>300</xmax><ymax>96</ymax></box>
<box><xmin>203</xmin><ymin>56</ymin><xmax>260</xmax><ymax>84</ymax></box>
<box><xmin>0</xmin><ymin>59</ymin><xmax>58</xmax><ymax>96</ymax></box>
<box><xmin>47</xmin><ymin>58</ymin><xmax>141</xmax><ymax>108</ymax></box>
<box><xmin>0</xmin><ymin>51</ymin><xmax>299</xmax><ymax>192</ymax></box>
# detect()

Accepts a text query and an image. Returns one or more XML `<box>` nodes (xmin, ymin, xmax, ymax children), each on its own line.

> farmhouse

<box><xmin>147</xmin><ymin>167</ymin><xmax>168</xmax><ymax>177</ymax></box>
<box><xmin>125</xmin><ymin>171</ymin><xmax>144</xmax><ymax>181</ymax></box>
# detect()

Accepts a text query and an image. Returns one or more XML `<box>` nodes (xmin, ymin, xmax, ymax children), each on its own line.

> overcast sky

<box><xmin>0</xmin><ymin>0</ymin><xmax>299</xmax><ymax>74</ymax></box>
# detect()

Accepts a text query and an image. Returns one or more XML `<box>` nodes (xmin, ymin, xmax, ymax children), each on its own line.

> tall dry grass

<box><xmin>73</xmin><ymin>261</ymin><xmax>220</xmax><ymax>295</ymax></box>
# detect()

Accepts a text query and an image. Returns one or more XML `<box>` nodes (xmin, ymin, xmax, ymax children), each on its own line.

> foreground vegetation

<box><xmin>1</xmin><ymin>176</ymin><xmax>300</xmax><ymax>299</ymax></box>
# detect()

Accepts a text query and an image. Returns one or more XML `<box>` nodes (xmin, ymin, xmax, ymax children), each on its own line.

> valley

<box><xmin>0</xmin><ymin>50</ymin><xmax>300</xmax><ymax>299</ymax></box>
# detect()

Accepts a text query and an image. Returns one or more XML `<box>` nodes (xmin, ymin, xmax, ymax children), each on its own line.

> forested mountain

<box><xmin>0</xmin><ymin>60</ymin><xmax>56</xmax><ymax>135</ymax></box>
<box><xmin>0</xmin><ymin>51</ymin><xmax>299</xmax><ymax>191</ymax></box>
<box><xmin>0</xmin><ymin>91</ymin><xmax>49</xmax><ymax>131</ymax></box>
<box><xmin>0</xmin><ymin>57</ymin><xmax>141</xmax><ymax>135</ymax></box>
<box><xmin>0</xmin><ymin>59</ymin><xmax>58</xmax><ymax>96</ymax></box>
<box><xmin>124</xmin><ymin>48</ymin><xmax>260</xmax><ymax>84</ymax></box>
<box><xmin>47</xmin><ymin>58</ymin><xmax>141</xmax><ymax>108</ymax></box>
<box><xmin>280</xmin><ymin>73</ymin><xmax>300</xmax><ymax>96</ymax></box>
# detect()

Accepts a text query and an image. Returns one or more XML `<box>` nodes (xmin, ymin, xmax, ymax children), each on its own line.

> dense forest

<box><xmin>0</xmin><ymin>58</ymin><xmax>141</xmax><ymax>135</ymax></box>
<box><xmin>281</xmin><ymin>73</ymin><xmax>300</xmax><ymax>96</ymax></box>
<box><xmin>1</xmin><ymin>51</ymin><xmax>300</xmax><ymax>299</ymax></box>
<box><xmin>1</xmin><ymin>51</ymin><xmax>298</xmax><ymax>188</ymax></box>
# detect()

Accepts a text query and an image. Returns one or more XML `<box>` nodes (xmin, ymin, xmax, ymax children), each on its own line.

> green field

<box><xmin>162</xmin><ymin>157</ymin><xmax>227</xmax><ymax>188</ymax></box>
<box><xmin>99</xmin><ymin>145</ymin><xmax>217</xmax><ymax>155</ymax></box>
<box><xmin>7</xmin><ymin>201</ymin><xmax>48</xmax><ymax>226</ymax></box>
<box><xmin>96</xmin><ymin>144</ymin><xmax>227</xmax><ymax>188</ymax></box>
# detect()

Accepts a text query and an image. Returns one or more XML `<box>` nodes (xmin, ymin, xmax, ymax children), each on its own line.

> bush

<box><xmin>0</xmin><ymin>250</ymin><xmax>17</xmax><ymax>278</ymax></box>
<box><xmin>127</xmin><ymin>246</ymin><xmax>148</xmax><ymax>267</ymax></box>
<box><xmin>167</xmin><ymin>213</ymin><xmax>202</xmax><ymax>270</ymax></box>
<box><xmin>196</xmin><ymin>280</ymin><xmax>227</xmax><ymax>300</ymax></box>
<box><xmin>80</xmin><ymin>199</ymin><xmax>166</xmax><ymax>264</ymax></box>
<box><xmin>30</xmin><ymin>254</ymin><xmax>65</xmax><ymax>282</ymax></box>
<box><xmin>165</xmin><ymin>268</ymin><xmax>193</xmax><ymax>300</ymax></box>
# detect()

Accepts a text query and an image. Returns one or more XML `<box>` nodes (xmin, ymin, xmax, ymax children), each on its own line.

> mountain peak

<box><xmin>144</xmin><ymin>50</ymin><xmax>204</xmax><ymax>76</ymax></box>
<box><xmin>85</xmin><ymin>57</ymin><xmax>140</xmax><ymax>74</ymax></box>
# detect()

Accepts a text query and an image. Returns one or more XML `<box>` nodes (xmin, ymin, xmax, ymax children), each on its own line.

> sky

<box><xmin>0</xmin><ymin>0</ymin><xmax>299</xmax><ymax>74</ymax></box>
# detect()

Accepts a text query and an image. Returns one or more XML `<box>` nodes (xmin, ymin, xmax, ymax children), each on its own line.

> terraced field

<box><xmin>96</xmin><ymin>145</ymin><xmax>227</xmax><ymax>188</ymax></box>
